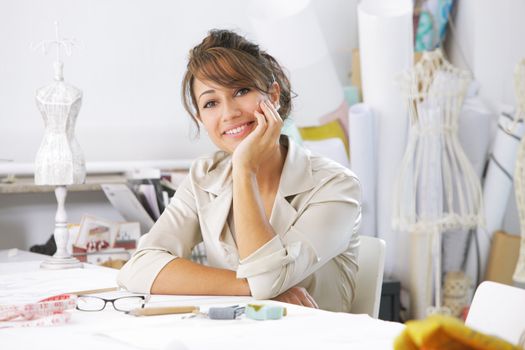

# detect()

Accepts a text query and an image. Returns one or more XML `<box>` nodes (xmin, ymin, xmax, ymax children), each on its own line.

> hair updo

<box><xmin>181</xmin><ymin>29</ymin><xmax>293</xmax><ymax>132</ymax></box>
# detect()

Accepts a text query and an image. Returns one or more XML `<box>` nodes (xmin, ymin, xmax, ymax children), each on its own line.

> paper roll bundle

<box><xmin>248</xmin><ymin>0</ymin><xmax>343</xmax><ymax>127</ymax></box>
<box><xmin>358</xmin><ymin>0</ymin><xmax>413</xmax><ymax>276</ymax></box>
<box><xmin>465</xmin><ymin>110</ymin><xmax>524</xmax><ymax>283</ymax></box>
<box><xmin>349</xmin><ymin>103</ymin><xmax>376</xmax><ymax>236</ymax></box>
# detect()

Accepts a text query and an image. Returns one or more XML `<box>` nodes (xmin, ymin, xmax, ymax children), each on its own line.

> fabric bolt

<box><xmin>118</xmin><ymin>136</ymin><xmax>362</xmax><ymax>312</ymax></box>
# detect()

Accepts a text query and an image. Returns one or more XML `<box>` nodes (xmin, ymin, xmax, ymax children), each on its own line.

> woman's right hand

<box><xmin>231</xmin><ymin>99</ymin><xmax>283</xmax><ymax>174</ymax></box>
<box><xmin>272</xmin><ymin>286</ymin><xmax>319</xmax><ymax>309</ymax></box>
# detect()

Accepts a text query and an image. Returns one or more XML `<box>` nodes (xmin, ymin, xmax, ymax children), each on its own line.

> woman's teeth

<box><xmin>225</xmin><ymin>123</ymin><xmax>249</xmax><ymax>135</ymax></box>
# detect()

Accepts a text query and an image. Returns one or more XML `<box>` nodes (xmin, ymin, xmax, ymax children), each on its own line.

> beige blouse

<box><xmin>117</xmin><ymin>137</ymin><xmax>362</xmax><ymax>312</ymax></box>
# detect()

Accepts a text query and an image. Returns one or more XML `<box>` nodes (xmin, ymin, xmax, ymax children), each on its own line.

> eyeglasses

<box><xmin>76</xmin><ymin>295</ymin><xmax>148</xmax><ymax>312</ymax></box>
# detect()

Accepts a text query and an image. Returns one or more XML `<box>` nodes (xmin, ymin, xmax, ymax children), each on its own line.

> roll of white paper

<box><xmin>458</xmin><ymin>95</ymin><xmax>493</xmax><ymax>178</ymax></box>
<box><xmin>349</xmin><ymin>103</ymin><xmax>376</xmax><ymax>237</ymax></box>
<box><xmin>465</xmin><ymin>108</ymin><xmax>524</xmax><ymax>282</ymax></box>
<box><xmin>358</xmin><ymin>0</ymin><xmax>413</xmax><ymax>277</ymax></box>
<box><xmin>248</xmin><ymin>0</ymin><xmax>343</xmax><ymax>126</ymax></box>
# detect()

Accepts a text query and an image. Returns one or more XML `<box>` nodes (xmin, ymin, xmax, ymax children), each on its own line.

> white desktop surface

<box><xmin>0</xmin><ymin>250</ymin><xmax>405</xmax><ymax>350</ymax></box>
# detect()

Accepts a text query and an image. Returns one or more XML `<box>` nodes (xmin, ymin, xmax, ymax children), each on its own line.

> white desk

<box><xmin>0</xmin><ymin>251</ymin><xmax>405</xmax><ymax>350</ymax></box>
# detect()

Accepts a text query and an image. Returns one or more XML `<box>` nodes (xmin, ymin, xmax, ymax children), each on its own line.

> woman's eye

<box><xmin>203</xmin><ymin>100</ymin><xmax>216</xmax><ymax>109</ymax></box>
<box><xmin>235</xmin><ymin>88</ymin><xmax>250</xmax><ymax>96</ymax></box>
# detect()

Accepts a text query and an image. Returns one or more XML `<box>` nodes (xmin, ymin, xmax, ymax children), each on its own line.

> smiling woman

<box><xmin>117</xmin><ymin>29</ymin><xmax>362</xmax><ymax>312</ymax></box>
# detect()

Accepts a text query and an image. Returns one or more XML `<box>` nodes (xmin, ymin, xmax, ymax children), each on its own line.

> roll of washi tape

<box><xmin>245</xmin><ymin>304</ymin><xmax>287</xmax><ymax>321</ymax></box>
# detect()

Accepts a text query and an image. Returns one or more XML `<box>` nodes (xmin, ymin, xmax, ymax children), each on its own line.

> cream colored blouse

<box><xmin>117</xmin><ymin>137</ymin><xmax>362</xmax><ymax>312</ymax></box>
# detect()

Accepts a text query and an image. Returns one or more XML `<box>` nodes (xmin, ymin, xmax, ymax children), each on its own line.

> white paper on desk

<box><xmin>0</xmin><ymin>263</ymin><xmax>118</xmax><ymax>304</ymax></box>
<box><xmin>97</xmin><ymin>304</ymin><xmax>405</xmax><ymax>350</ymax></box>
<box><xmin>101</xmin><ymin>183</ymin><xmax>155</xmax><ymax>234</ymax></box>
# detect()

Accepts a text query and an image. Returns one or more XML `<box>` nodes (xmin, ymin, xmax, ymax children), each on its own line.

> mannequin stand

<box><xmin>41</xmin><ymin>186</ymin><xmax>82</xmax><ymax>269</ymax></box>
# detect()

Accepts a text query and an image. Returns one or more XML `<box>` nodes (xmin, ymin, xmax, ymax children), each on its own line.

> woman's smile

<box><xmin>222</xmin><ymin>121</ymin><xmax>256</xmax><ymax>138</ymax></box>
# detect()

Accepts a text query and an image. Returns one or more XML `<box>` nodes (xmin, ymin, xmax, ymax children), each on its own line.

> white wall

<box><xmin>446</xmin><ymin>0</ymin><xmax>525</xmax><ymax>234</ymax></box>
<box><xmin>0</xmin><ymin>0</ymin><xmax>359</xmax><ymax>249</ymax></box>
<box><xmin>446</xmin><ymin>0</ymin><xmax>525</xmax><ymax>115</ymax></box>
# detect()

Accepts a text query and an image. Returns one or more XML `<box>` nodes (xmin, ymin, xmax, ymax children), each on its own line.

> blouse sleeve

<box><xmin>117</xmin><ymin>175</ymin><xmax>202</xmax><ymax>293</ymax></box>
<box><xmin>236</xmin><ymin>173</ymin><xmax>361</xmax><ymax>299</ymax></box>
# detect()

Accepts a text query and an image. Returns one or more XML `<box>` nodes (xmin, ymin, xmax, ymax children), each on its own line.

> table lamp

<box><xmin>248</xmin><ymin>0</ymin><xmax>345</xmax><ymax>127</ymax></box>
<box><xmin>33</xmin><ymin>22</ymin><xmax>85</xmax><ymax>269</ymax></box>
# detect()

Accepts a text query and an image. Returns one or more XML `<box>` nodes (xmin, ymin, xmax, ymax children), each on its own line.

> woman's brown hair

<box><xmin>181</xmin><ymin>29</ymin><xmax>293</xmax><ymax>133</ymax></box>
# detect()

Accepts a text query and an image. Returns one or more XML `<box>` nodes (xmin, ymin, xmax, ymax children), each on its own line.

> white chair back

<box><xmin>351</xmin><ymin>236</ymin><xmax>386</xmax><ymax>318</ymax></box>
<box><xmin>466</xmin><ymin>281</ymin><xmax>525</xmax><ymax>346</ymax></box>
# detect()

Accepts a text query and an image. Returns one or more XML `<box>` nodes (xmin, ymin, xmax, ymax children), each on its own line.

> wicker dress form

<box><xmin>34</xmin><ymin>61</ymin><xmax>85</xmax><ymax>185</ymax></box>
<box><xmin>392</xmin><ymin>49</ymin><xmax>483</xmax><ymax>316</ymax></box>
<box><xmin>512</xmin><ymin>59</ymin><xmax>525</xmax><ymax>288</ymax></box>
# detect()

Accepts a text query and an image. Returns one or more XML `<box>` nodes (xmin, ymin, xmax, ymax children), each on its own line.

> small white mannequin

<box><xmin>33</xmin><ymin>22</ymin><xmax>85</xmax><ymax>269</ymax></box>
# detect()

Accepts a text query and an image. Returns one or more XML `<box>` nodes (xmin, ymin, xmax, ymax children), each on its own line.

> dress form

<box><xmin>392</xmin><ymin>49</ymin><xmax>483</xmax><ymax>316</ymax></box>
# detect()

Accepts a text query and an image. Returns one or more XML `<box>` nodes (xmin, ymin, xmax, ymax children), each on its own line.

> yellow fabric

<box><xmin>298</xmin><ymin>120</ymin><xmax>349</xmax><ymax>158</ymax></box>
<box><xmin>394</xmin><ymin>315</ymin><xmax>521</xmax><ymax>350</ymax></box>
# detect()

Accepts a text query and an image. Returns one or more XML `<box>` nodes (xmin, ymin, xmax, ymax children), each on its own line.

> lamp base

<box><xmin>41</xmin><ymin>256</ymin><xmax>83</xmax><ymax>269</ymax></box>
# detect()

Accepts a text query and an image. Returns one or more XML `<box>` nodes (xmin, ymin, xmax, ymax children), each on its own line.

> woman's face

<box><xmin>193</xmin><ymin>78</ymin><xmax>278</xmax><ymax>154</ymax></box>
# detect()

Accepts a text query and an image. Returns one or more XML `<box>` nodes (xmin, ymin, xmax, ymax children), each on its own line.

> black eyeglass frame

<box><xmin>76</xmin><ymin>295</ymin><xmax>148</xmax><ymax>312</ymax></box>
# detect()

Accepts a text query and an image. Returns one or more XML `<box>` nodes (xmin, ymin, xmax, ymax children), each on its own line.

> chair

<box><xmin>351</xmin><ymin>235</ymin><xmax>386</xmax><ymax>318</ymax></box>
<box><xmin>466</xmin><ymin>281</ymin><xmax>525</xmax><ymax>346</ymax></box>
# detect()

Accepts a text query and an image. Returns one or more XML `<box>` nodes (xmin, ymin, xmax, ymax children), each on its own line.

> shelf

<box><xmin>0</xmin><ymin>174</ymin><xmax>127</xmax><ymax>194</ymax></box>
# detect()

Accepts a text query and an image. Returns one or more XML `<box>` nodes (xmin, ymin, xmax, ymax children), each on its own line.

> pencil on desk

<box><xmin>67</xmin><ymin>287</ymin><xmax>119</xmax><ymax>295</ymax></box>
<box><xmin>127</xmin><ymin>306</ymin><xmax>199</xmax><ymax>316</ymax></box>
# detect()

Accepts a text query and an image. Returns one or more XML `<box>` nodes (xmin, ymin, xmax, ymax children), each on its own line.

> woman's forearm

<box><xmin>150</xmin><ymin>257</ymin><xmax>251</xmax><ymax>296</ymax></box>
<box><xmin>232</xmin><ymin>167</ymin><xmax>276</xmax><ymax>259</ymax></box>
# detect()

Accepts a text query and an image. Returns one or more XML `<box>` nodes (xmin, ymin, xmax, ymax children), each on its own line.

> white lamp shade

<box><xmin>248</xmin><ymin>0</ymin><xmax>343</xmax><ymax>127</ymax></box>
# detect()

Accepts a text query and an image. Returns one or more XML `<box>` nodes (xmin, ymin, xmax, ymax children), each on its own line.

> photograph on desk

<box><xmin>71</xmin><ymin>215</ymin><xmax>140</xmax><ymax>268</ymax></box>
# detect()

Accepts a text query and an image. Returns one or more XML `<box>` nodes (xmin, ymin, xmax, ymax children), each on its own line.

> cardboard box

<box><xmin>484</xmin><ymin>231</ymin><xmax>521</xmax><ymax>285</ymax></box>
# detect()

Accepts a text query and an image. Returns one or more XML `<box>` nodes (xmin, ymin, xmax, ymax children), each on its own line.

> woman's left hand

<box><xmin>272</xmin><ymin>286</ymin><xmax>319</xmax><ymax>309</ymax></box>
<box><xmin>231</xmin><ymin>99</ymin><xmax>283</xmax><ymax>173</ymax></box>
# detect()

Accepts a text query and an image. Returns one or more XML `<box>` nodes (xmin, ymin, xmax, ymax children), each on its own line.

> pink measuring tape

<box><xmin>0</xmin><ymin>294</ymin><xmax>77</xmax><ymax>328</ymax></box>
